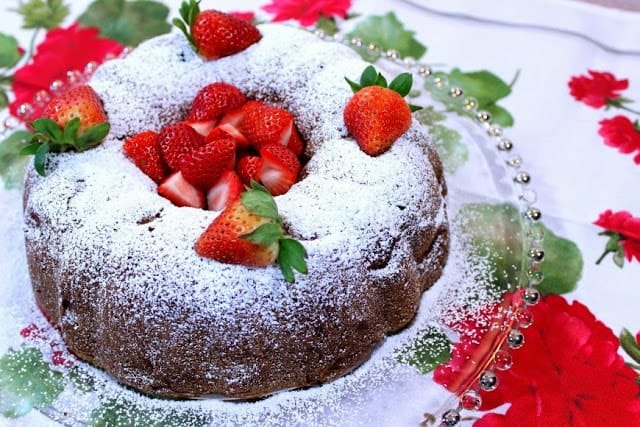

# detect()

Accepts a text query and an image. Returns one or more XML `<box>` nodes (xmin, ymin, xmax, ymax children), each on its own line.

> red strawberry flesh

<box><xmin>158</xmin><ymin>171</ymin><xmax>205</xmax><ymax>208</ymax></box>
<box><xmin>258</xmin><ymin>144</ymin><xmax>300</xmax><ymax>196</ymax></box>
<box><xmin>123</xmin><ymin>130</ymin><xmax>169</xmax><ymax>183</ymax></box>
<box><xmin>206</xmin><ymin>170</ymin><xmax>243</xmax><ymax>211</ymax></box>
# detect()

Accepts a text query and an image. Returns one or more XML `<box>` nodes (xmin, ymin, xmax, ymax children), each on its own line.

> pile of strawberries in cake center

<box><xmin>124</xmin><ymin>82</ymin><xmax>304</xmax><ymax>211</ymax></box>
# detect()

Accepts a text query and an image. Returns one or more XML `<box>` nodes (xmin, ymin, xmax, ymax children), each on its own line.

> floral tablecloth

<box><xmin>0</xmin><ymin>0</ymin><xmax>639</xmax><ymax>426</ymax></box>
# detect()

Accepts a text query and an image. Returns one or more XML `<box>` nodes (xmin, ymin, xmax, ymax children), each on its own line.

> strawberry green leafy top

<box><xmin>241</xmin><ymin>181</ymin><xmax>308</xmax><ymax>283</ymax></box>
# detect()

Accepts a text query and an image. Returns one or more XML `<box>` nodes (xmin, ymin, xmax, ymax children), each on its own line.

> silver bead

<box><xmin>34</xmin><ymin>90</ymin><xmax>51</xmax><ymax>106</ymax></box>
<box><xmin>367</xmin><ymin>43</ymin><xmax>381</xmax><ymax>55</ymax></box>
<box><xmin>528</xmin><ymin>248</ymin><xmax>545</xmax><ymax>262</ymax></box>
<box><xmin>441</xmin><ymin>409</ymin><xmax>461</xmax><ymax>426</ymax></box>
<box><xmin>17</xmin><ymin>103</ymin><xmax>34</xmax><ymax>120</ymax></box>
<box><xmin>476</xmin><ymin>110</ymin><xmax>491</xmax><ymax>123</ymax></box>
<box><xmin>517</xmin><ymin>309</ymin><xmax>534</xmax><ymax>328</ymax></box>
<box><xmin>479</xmin><ymin>370</ymin><xmax>498</xmax><ymax>391</ymax></box>
<box><xmin>494</xmin><ymin>350</ymin><xmax>513</xmax><ymax>371</ymax></box>
<box><xmin>514</xmin><ymin>172</ymin><xmax>531</xmax><ymax>184</ymax></box>
<box><xmin>508</xmin><ymin>328</ymin><xmax>525</xmax><ymax>349</ymax></box>
<box><xmin>448</xmin><ymin>86</ymin><xmax>463</xmax><ymax>99</ymax></box>
<box><xmin>66</xmin><ymin>69</ymin><xmax>84</xmax><ymax>85</ymax></box>
<box><xmin>518</xmin><ymin>188</ymin><xmax>537</xmax><ymax>204</ymax></box>
<box><xmin>497</xmin><ymin>138</ymin><xmax>513</xmax><ymax>151</ymax></box>
<box><xmin>403</xmin><ymin>56</ymin><xmax>416</xmax><ymax>67</ymax></box>
<box><xmin>462</xmin><ymin>97</ymin><xmax>478</xmax><ymax>111</ymax></box>
<box><xmin>525</xmin><ymin>207</ymin><xmax>541</xmax><ymax>221</ymax></box>
<box><xmin>432</xmin><ymin>75</ymin><xmax>448</xmax><ymax>89</ymax></box>
<box><xmin>314</xmin><ymin>29</ymin><xmax>326</xmax><ymax>39</ymax></box>
<box><xmin>418</xmin><ymin>65</ymin><xmax>432</xmax><ymax>77</ymax></box>
<box><xmin>506</xmin><ymin>156</ymin><xmax>522</xmax><ymax>168</ymax></box>
<box><xmin>50</xmin><ymin>79</ymin><xmax>66</xmax><ymax>95</ymax></box>
<box><xmin>332</xmin><ymin>33</ymin><xmax>345</xmax><ymax>43</ymax></box>
<box><xmin>487</xmin><ymin>124</ymin><xmax>503</xmax><ymax>137</ymax></box>
<box><xmin>350</xmin><ymin>37</ymin><xmax>363</xmax><ymax>47</ymax></box>
<box><xmin>386</xmin><ymin>49</ymin><xmax>400</xmax><ymax>59</ymax></box>
<box><xmin>460</xmin><ymin>390</ymin><xmax>482</xmax><ymax>411</ymax></box>
<box><xmin>3</xmin><ymin>116</ymin><xmax>19</xmax><ymax>131</ymax></box>
<box><xmin>523</xmin><ymin>288</ymin><xmax>541</xmax><ymax>306</ymax></box>
<box><xmin>84</xmin><ymin>61</ymin><xmax>99</xmax><ymax>76</ymax></box>
<box><xmin>527</xmin><ymin>267</ymin><xmax>544</xmax><ymax>285</ymax></box>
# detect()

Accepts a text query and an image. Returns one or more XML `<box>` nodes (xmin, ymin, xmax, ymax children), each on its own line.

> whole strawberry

<box><xmin>188</xmin><ymin>82</ymin><xmax>246</xmax><ymax>121</ymax></box>
<box><xmin>195</xmin><ymin>182</ymin><xmax>307</xmax><ymax>282</ymax></box>
<box><xmin>43</xmin><ymin>85</ymin><xmax>108</xmax><ymax>133</ymax></box>
<box><xmin>158</xmin><ymin>122</ymin><xmax>204</xmax><ymax>171</ymax></box>
<box><xmin>174</xmin><ymin>0</ymin><xmax>262</xmax><ymax>60</ymax></box>
<box><xmin>344</xmin><ymin>66</ymin><xmax>419</xmax><ymax>156</ymax></box>
<box><xmin>22</xmin><ymin>84</ymin><xmax>110</xmax><ymax>176</ymax></box>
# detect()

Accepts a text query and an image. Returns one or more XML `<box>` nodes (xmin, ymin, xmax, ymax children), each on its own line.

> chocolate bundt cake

<box><xmin>22</xmin><ymin>24</ymin><xmax>449</xmax><ymax>398</ymax></box>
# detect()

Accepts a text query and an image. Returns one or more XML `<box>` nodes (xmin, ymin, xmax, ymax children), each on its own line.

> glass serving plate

<box><xmin>0</xmin><ymin>30</ymin><xmax>544</xmax><ymax>427</ymax></box>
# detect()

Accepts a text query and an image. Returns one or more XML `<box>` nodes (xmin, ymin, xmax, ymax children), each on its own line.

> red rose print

<box><xmin>597</xmin><ymin>115</ymin><xmax>640</xmax><ymax>163</ymax></box>
<box><xmin>435</xmin><ymin>295</ymin><xmax>640</xmax><ymax>426</ymax></box>
<box><xmin>568</xmin><ymin>70</ymin><xmax>628</xmax><ymax>108</ymax></box>
<box><xmin>594</xmin><ymin>209</ymin><xmax>640</xmax><ymax>263</ymax></box>
<box><xmin>10</xmin><ymin>23</ymin><xmax>123</xmax><ymax>121</ymax></box>
<box><xmin>262</xmin><ymin>0</ymin><xmax>351</xmax><ymax>26</ymax></box>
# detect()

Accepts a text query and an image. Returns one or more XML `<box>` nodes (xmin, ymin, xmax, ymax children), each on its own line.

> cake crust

<box><xmin>23</xmin><ymin>25</ymin><xmax>449</xmax><ymax>398</ymax></box>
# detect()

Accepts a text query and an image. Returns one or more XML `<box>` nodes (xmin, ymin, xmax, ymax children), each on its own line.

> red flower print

<box><xmin>435</xmin><ymin>295</ymin><xmax>640</xmax><ymax>426</ymax></box>
<box><xmin>568</xmin><ymin>70</ymin><xmax>628</xmax><ymax>108</ymax></box>
<box><xmin>262</xmin><ymin>0</ymin><xmax>351</xmax><ymax>26</ymax></box>
<box><xmin>597</xmin><ymin>115</ymin><xmax>640</xmax><ymax>163</ymax></box>
<box><xmin>594</xmin><ymin>209</ymin><xmax>640</xmax><ymax>265</ymax></box>
<box><xmin>10</xmin><ymin>23</ymin><xmax>123</xmax><ymax>121</ymax></box>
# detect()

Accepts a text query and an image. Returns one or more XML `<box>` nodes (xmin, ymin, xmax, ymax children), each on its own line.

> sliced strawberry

<box><xmin>219</xmin><ymin>100</ymin><xmax>261</xmax><ymax>128</ymax></box>
<box><xmin>258</xmin><ymin>144</ymin><xmax>300</xmax><ymax>196</ymax></box>
<box><xmin>185</xmin><ymin>119</ymin><xmax>217</xmax><ymax>137</ymax></box>
<box><xmin>205</xmin><ymin>123</ymin><xmax>249</xmax><ymax>148</ymax></box>
<box><xmin>123</xmin><ymin>130</ymin><xmax>169</xmax><ymax>183</ymax></box>
<box><xmin>286</xmin><ymin>127</ymin><xmax>304</xmax><ymax>156</ymax></box>
<box><xmin>206</xmin><ymin>170</ymin><xmax>243</xmax><ymax>211</ymax></box>
<box><xmin>180</xmin><ymin>138</ymin><xmax>236</xmax><ymax>190</ymax></box>
<box><xmin>240</xmin><ymin>103</ymin><xmax>293</xmax><ymax>149</ymax></box>
<box><xmin>158</xmin><ymin>122</ymin><xmax>205</xmax><ymax>171</ymax></box>
<box><xmin>158</xmin><ymin>171</ymin><xmax>205</xmax><ymax>208</ymax></box>
<box><xmin>236</xmin><ymin>155</ymin><xmax>264</xmax><ymax>186</ymax></box>
<box><xmin>186</xmin><ymin>82</ymin><xmax>246</xmax><ymax>123</ymax></box>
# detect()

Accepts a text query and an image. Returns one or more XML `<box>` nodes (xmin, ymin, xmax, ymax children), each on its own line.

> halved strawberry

<box><xmin>180</xmin><ymin>138</ymin><xmax>236</xmax><ymax>190</ymax></box>
<box><xmin>236</xmin><ymin>155</ymin><xmax>264</xmax><ymax>186</ymax></box>
<box><xmin>174</xmin><ymin>1</ymin><xmax>262</xmax><ymax>60</ymax></box>
<box><xmin>158</xmin><ymin>171</ymin><xmax>205</xmax><ymax>208</ymax></box>
<box><xmin>259</xmin><ymin>144</ymin><xmax>300</xmax><ymax>196</ymax></box>
<box><xmin>240</xmin><ymin>103</ymin><xmax>293</xmax><ymax>149</ymax></box>
<box><xmin>187</xmin><ymin>82</ymin><xmax>246</xmax><ymax>122</ymax></box>
<box><xmin>123</xmin><ymin>130</ymin><xmax>169</xmax><ymax>183</ymax></box>
<box><xmin>195</xmin><ymin>197</ymin><xmax>278</xmax><ymax>266</ymax></box>
<box><xmin>158</xmin><ymin>122</ymin><xmax>205</xmax><ymax>171</ymax></box>
<box><xmin>286</xmin><ymin>127</ymin><xmax>304</xmax><ymax>156</ymax></box>
<box><xmin>206</xmin><ymin>170</ymin><xmax>243</xmax><ymax>211</ymax></box>
<box><xmin>205</xmin><ymin>123</ymin><xmax>248</xmax><ymax>148</ymax></box>
<box><xmin>219</xmin><ymin>100</ymin><xmax>261</xmax><ymax>128</ymax></box>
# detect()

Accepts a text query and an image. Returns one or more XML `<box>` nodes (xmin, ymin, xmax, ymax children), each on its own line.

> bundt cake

<box><xmin>22</xmin><ymin>20</ymin><xmax>449</xmax><ymax>398</ymax></box>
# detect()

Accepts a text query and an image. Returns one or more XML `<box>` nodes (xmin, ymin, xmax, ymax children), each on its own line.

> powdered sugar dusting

<box><xmin>21</xmin><ymin>23</ymin><xmax>449</xmax><ymax>402</ymax></box>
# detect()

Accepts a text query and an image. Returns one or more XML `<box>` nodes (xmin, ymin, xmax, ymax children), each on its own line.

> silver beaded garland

<box><xmin>528</xmin><ymin>248</ymin><xmax>545</xmax><ymax>262</ymax></box>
